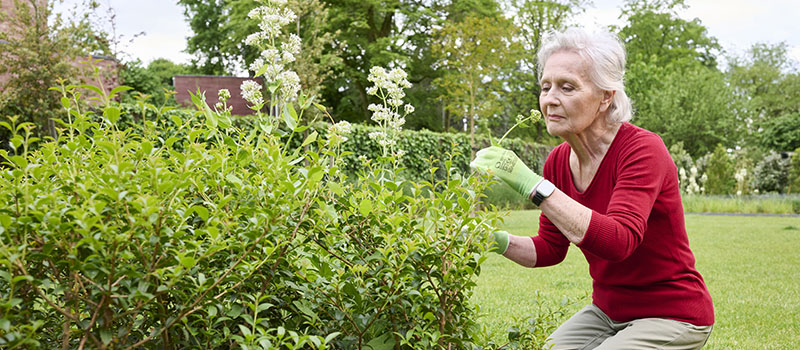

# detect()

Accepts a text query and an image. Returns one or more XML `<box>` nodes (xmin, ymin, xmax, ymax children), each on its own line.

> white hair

<box><xmin>537</xmin><ymin>27</ymin><xmax>633</xmax><ymax>123</ymax></box>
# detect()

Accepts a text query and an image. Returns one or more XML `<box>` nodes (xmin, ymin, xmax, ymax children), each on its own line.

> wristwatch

<box><xmin>531</xmin><ymin>180</ymin><xmax>556</xmax><ymax>206</ymax></box>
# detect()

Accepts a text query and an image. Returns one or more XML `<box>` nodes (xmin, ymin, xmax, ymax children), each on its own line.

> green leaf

<box><xmin>100</xmin><ymin>329</ymin><xmax>113</xmax><ymax>345</ymax></box>
<box><xmin>191</xmin><ymin>205</ymin><xmax>209</xmax><ymax>221</ymax></box>
<box><xmin>10</xmin><ymin>156</ymin><xmax>27</xmax><ymax>169</ymax></box>
<box><xmin>302</xmin><ymin>131</ymin><xmax>318</xmax><ymax>147</ymax></box>
<box><xmin>103</xmin><ymin>106</ymin><xmax>121</xmax><ymax>125</ymax></box>
<box><xmin>179</xmin><ymin>255</ymin><xmax>196</xmax><ymax>269</ymax></box>
<box><xmin>313</xmin><ymin>103</ymin><xmax>327</xmax><ymax>113</ymax></box>
<box><xmin>79</xmin><ymin>84</ymin><xmax>103</xmax><ymax>98</ymax></box>
<box><xmin>328</xmin><ymin>182</ymin><xmax>344</xmax><ymax>196</ymax></box>
<box><xmin>226</xmin><ymin>173</ymin><xmax>242</xmax><ymax>186</ymax></box>
<box><xmin>365</xmin><ymin>332</ymin><xmax>395</xmax><ymax>350</ymax></box>
<box><xmin>255</xmin><ymin>62</ymin><xmax>269</xmax><ymax>77</ymax></box>
<box><xmin>109</xmin><ymin>85</ymin><xmax>133</xmax><ymax>98</ymax></box>
<box><xmin>283</xmin><ymin>103</ymin><xmax>298</xmax><ymax>130</ymax></box>
<box><xmin>358</xmin><ymin>199</ymin><xmax>373</xmax><ymax>216</ymax></box>
<box><xmin>60</xmin><ymin>96</ymin><xmax>71</xmax><ymax>109</ymax></box>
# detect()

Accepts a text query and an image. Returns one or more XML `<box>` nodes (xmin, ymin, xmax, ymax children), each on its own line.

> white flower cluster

<box><xmin>327</xmin><ymin>120</ymin><xmax>352</xmax><ymax>147</ymax></box>
<box><xmin>734</xmin><ymin>168</ymin><xmax>748</xmax><ymax>196</ymax></box>
<box><xmin>679</xmin><ymin>166</ymin><xmax>707</xmax><ymax>195</ymax></box>
<box><xmin>246</xmin><ymin>5</ymin><xmax>296</xmax><ymax>46</ymax></box>
<box><xmin>244</xmin><ymin>1</ymin><xmax>302</xmax><ymax>103</ymax></box>
<box><xmin>218</xmin><ymin>89</ymin><xmax>231</xmax><ymax>102</ymax></box>
<box><xmin>240</xmin><ymin>80</ymin><xmax>264</xmax><ymax>106</ymax></box>
<box><xmin>367</xmin><ymin>66</ymin><xmax>412</xmax><ymax>108</ymax></box>
<box><xmin>365</xmin><ymin>66</ymin><xmax>415</xmax><ymax>152</ymax></box>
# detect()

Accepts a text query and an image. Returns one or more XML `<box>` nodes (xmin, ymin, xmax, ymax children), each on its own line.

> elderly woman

<box><xmin>471</xmin><ymin>27</ymin><xmax>714</xmax><ymax>349</ymax></box>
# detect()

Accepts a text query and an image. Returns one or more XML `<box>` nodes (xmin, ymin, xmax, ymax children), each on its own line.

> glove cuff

<box><xmin>491</xmin><ymin>231</ymin><xmax>510</xmax><ymax>254</ymax></box>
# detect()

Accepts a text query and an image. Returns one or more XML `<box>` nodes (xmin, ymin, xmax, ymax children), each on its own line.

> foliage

<box><xmin>727</xmin><ymin>42</ymin><xmax>800</xmax><ymax>146</ymax></box>
<box><xmin>704</xmin><ymin>144</ymin><xmax>735</xmax><ymax>195</ymax></box>
<box><xmin>178</xmin><ymin>0</ymin><xmax>342</xmax><ymax>103</ymax></box>
<box><xmin>751</xmin><ymin>151</ymin><xmax>791</xmax><ymax>194</ymax></box>
<box><xmin>0</xmin><ymin>0</ymin><xmax>108</xmax><ymax>142</ymax></box>
<box><xmin>758</xmin><ymin>112</ymin><xmax>800</xmax><ymax>152</ymax></box>
<box><xmin>432</xmin><ymin>15</ymin><xmax>522</xmax><ymax>143</ymax></box>
<box><xmin>789</xmin><ymin>148</ymin><xmax>800</xmax><ymax>194</ymax></box>
<box><xmin>0</xmin><ymin>73</ymin><xmax>506</xmax><ymax>349</ymax></box>
<box><xmin>628</xmin><ymin>60</ymin><xmax>740</xmax><ymax>158</ymax></box>
<box><xmin>616</xmin><ymin>0</ymin><xmax>721</xmax><ymax>69</ymax></box>
<box><xmin>119</xmin><ymin>58</ymin><xmax>195</xmax><ymax>106</ymax></box>
<box><xmin>502</xmin><ymin>0</ymin><xmax>588</xmax><ymax>144</ymax></box>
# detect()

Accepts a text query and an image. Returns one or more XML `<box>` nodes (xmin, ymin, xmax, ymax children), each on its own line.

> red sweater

<box><xmin>532</xmin><ymin>122</ymin><xmax>714</xmax><ymax>325</ymax></box>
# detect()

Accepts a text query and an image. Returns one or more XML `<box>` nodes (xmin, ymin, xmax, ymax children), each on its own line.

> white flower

<box><xmin>277</xmin><ymin>71</ymin><xmax>300</xmax><ymax>100</ymax></box>
<box><xmin>282</xmin><ymin>34</ymin><xmax>301</xmax><ymax>55</ymax></box>
<box><xmin>404</xmin><ymin>104</ymin><xmax>415</xmax><ymax>115</ymax></box>
<box><xmin>327</xmin><ymin>121</ymin><xmax>352</xmax><ymax>147</ymax></box>
<box><xmin>368</xmin><ymin>131</ymin><xmax>386</xmax><ymax>140</ymax></box>
<box><xmin>261</xmin><ymin>48</ymin><xmax>280</xmax><ymax>62</ymax></box>
<box><xmin>395</xmin><ymin>149</ymin><xmax>406</xmax><ymax>158</ymax></box>
<box><xmin>218</xmin><ymin>89</ymin><xmax>231</xmax><ymax>102</ymax></box>
<box><xmin>214</xmin><ymin>102</ymin><xmax>224</xmax><ymax>110</ymax></box>
<box><xmin>246</xmin><ymin>32</ymin><xmax>266</xmax><ymax>46</ymax></box>
<box><xmin>281</xmin><ymin>51</ymin><xmax>296</xmax><ymax>63</ymax></box>
<box><xmin>264</xmin><ymin>63</ymin><xmax>285</xmax><ymax>80</ymax></box>
<box><xmin>249</xmin><ymin>57</ymin><xmax>266</xmax><ymax>73</ymax></box>
<box><xmin>366</xmin><ymin>86</ymin><xmax>379</xmax><ymax>96</ymax></box>
<box><xmin>330</xmin><ymin>120</ymin><xmax>352</xmax><ymax>135</ymax></box>
<box><xmin>240</xmin><ymin>80</ymin><xmax>264</xmax><ymax>106</ymax></box>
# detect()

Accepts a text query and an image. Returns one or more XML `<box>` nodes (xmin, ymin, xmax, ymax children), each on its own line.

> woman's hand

<box><xmin>470</xmin><ymin>146</ymin><xmax>543</xmax><ymax>199</ymax></box>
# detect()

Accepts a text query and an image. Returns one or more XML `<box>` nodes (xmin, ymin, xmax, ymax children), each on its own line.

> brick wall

<box><xmin>174</xmin><ymin>75</ymin><xmax>264</xmax><ymax>116</ymax></box>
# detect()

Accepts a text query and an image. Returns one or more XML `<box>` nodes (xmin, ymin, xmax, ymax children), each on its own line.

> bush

<box><xmin>0</xmin><ymin>79</ymin><xmax>505</xmax><ymax>348</ymax></box>
<box><xmin>704</xmin><ymin>144</ymin><xmax>735</xmax><ymax>195</ymax></box>
<box><xmin>752</xmin><ymin>151</ymin><xmax>791</xmax><ymax>194</ymax></box>
<box><xmin>789</xmin><ymin>148</ymin><xmax>800</xmax><ymax>194</ymax></box>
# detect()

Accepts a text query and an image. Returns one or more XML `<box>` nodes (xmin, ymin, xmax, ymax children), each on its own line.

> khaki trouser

<box><xmin>548</xmin><ymin>304</ymin><xmax>713</xmax><ymax>350</ymax></box>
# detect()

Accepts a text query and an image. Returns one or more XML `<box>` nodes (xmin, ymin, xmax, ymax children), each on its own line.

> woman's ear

<box><xmin>599</xmin><ymin>90</ymin><xmax>615</xmax><ymax>113</ymax></box>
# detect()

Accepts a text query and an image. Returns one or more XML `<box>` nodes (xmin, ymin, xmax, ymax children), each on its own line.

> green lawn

<box><xmin>473</xmin><ymin>210</ymin><xmax>800</xmax><ymax>349</ymax></box>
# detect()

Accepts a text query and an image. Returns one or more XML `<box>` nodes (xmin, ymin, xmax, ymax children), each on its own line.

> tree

<box><xmin>432</xmin><ymin>15</ymin><xmax>521</xmax><ymax>146</ymax></box>
<box><xmin>616</xmin><ymin>0</ymin><xmax>739</xmax><ymax>156</ymax></box>
<box><xmin>178</xmin><ymin>0</ymin><xmax>341</xmax><ymax>102</ymax></box>
<box><xmin>727</xmin><ymin>42</ymin><xmax>800</xmax><ymax>148</ymax></box>
<box><xmin>628</xmin><ymin>61</ymin><xmax>740</xmax><ymax>158</ymax></box>
<box><xmin>705</xmin><ymin>143</ymin><xmax>735</xmax><ymax>195</ymax></box>
<box><xmin>504</xmin><ymin>0</ymin><xmax>588</xmax><ymax>143</ymax></box>
<box><xmin>119</xmin><ymin>58</ymin><xmax>195</xmax><ymax>105</ymax></box>
<box><xmin>616</xmin><ymin>0</ymin><xmax>720</xmax><ymax>68</ymax></box>
<box><xmin>178</xmin><ymin>0</ymin><xmax>231</xmax><ymax>75</ymax></box>
<box><xmin>0</xmin><ymin>0</ymin><xmax>109</xmax><ymax>140</ymax></box>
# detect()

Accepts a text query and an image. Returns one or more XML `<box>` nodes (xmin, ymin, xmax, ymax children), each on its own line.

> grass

<box><xmin>473</xmin><ymin>210</ymin><xmax>800</xmax><ymax>349</ymax></box>
<box><xmin>682</xmin><ymin>194</ymin><xmax>800</xmax><ymax>214</ymax></box>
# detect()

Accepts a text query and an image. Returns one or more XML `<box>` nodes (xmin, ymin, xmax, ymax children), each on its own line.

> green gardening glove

<box><xmin>470</xmin><ymin>146</ymin><xmax>543</xmax><ymax>199</ymax></box>
<box><xmin>491</xmin><ymin>230</ymin><xmax>510</xmax><ymax>254</ymax></box>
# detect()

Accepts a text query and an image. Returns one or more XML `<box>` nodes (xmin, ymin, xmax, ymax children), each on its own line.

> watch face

<box><xmin>532</xmin><ymin>180</ymin><xmax>555</xmax><ymax>206</ymax></box>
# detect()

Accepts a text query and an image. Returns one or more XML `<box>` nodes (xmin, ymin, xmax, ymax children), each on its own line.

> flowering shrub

<box><xmin>0</xmin><ymin>0</ymin><xmax>505</xmax><ymax>348</ymax></box>
<box><xmin>752</xmin><ymin>151</ymin><xmax>791</xmax><ymax>194</ymax></box>
<box><xmin>790</xmin><ymin>148</ymin><xmax>800</xmax><ymax>194</ymax></box>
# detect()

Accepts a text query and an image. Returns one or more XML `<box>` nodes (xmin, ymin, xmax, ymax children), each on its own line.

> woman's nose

<box><xmin>539</xmin><ymin>90</ymin><xmax>559</xmax><ymax>108</ymax></box>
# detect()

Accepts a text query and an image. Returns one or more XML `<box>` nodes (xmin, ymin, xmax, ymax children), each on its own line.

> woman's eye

<box><xmin>562</xmin><ymin>85</ymin><xmax>575</xmax><ymax>92</ymax></box>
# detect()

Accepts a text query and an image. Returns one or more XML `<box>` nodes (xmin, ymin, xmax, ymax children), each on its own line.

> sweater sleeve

<box><xmin>532</xmin><ymin>145</ymin><xmax>571</xmax><ymax>267</ymax></box>
<box><xmin>576</xmin><ymin>134</ymin><xmax>670</xmax><ymax>262</ymax></box>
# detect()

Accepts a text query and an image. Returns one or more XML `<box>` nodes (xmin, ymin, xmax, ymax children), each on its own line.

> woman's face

<box><xmin>539</xmin><ymin>50</ymin><xmax>612</xmax><ymax>138</ymax></box>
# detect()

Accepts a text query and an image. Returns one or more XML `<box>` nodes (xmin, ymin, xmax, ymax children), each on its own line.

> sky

<box><xmin>55</xmin><ymin>0</ymin><xmax>800</xmax><ymax>70</ymax></box>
